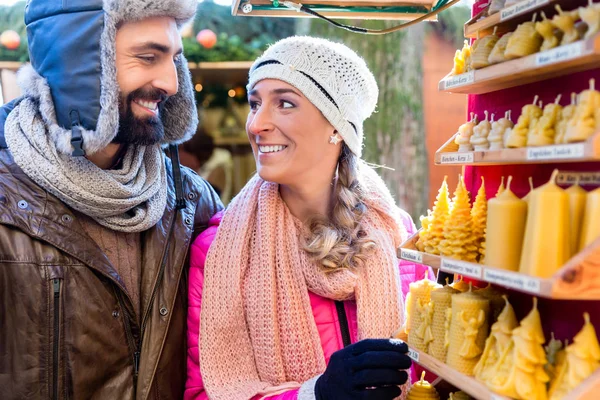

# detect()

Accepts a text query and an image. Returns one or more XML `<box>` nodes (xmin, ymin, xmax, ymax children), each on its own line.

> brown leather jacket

<box><xmin>0</xmin><ymin>122</ymin><xmax>223</xmax><ymax>398</ymax></box>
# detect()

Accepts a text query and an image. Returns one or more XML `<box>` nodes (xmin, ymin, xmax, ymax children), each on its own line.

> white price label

<box><xmin>441</xmin><ymin>258</ymin><xmax>482</xmax><ymax>279</ymax></box>
<box><xmin>407</xmin><ymin>348</ymin><xmax>420</xmax><ymax>362</ymax></box>
<box><xmin>440</xmin><ymin>152</ymin><xmax>475</xmax><ymax>164</ymax></box>
<box><xmin>557</xmin><ymin>172</ymin><xmax>600</xmax><ymax>186</ymax></box>
<box><xmin>535</xmin><ymin>41</ymin><xmax>585</xmax><ymax>67</ymax></box>
<box><xmin>500</xmin><ymin>0</ymin><xmax>549</xmax><ymax>21</ymax></box>
<box><xmin>400</xmin><ymin>249</ymin><xmax>423</xmax><ymax>264</ymax></box>
<box><xmin>483</xmin><ymin>269</ymin><xmax>541</xmax><ymax>294</ymax></box>
<box><xmin>526</xmin><ymin>143</ymin><xmax>585</xmax><ymax>160</ymax></box>
<box><xmin>443</xmin><ymin>71</ymin><xmax>474</xmax><ymax>90</ymax></box>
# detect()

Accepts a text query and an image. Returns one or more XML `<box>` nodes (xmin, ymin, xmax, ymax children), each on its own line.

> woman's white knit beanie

<box><xmin>247</xmin><ymin>36</ymin><xmax>379</xmax><ymax>157</ymax></box>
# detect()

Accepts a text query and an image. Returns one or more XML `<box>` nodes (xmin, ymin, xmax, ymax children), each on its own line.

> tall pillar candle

<box><xmin>407</xmin><ymin>279</ymin><xmax>442</xmax><ymax>352</ymax></box>
<box><xmin>446</xmin><ymin>287</ymin><xmax>490</xmax><ymax>376</ymax></box>
<box><xmin>566</xmin><ymin>182</ymin><xmax>587</xmax><ymax>256</ymax></box>
<box><xmin>580</xmin><ymin>187</ymin><xmax>600</xmax><ymax>251</ymax></box>
<box><xmin>429</xmin><ymin>284</ymin><xmax>460</xmax><ymax>361</ymax></box>
<box><xmin>519</xmin><ymin>170</ymin><xmax>570</xmax><ymax>278</ymax></box>
<box><xmin>484</xmin><ymin>176</ymin><xmax>528</xmax><ymax>271</ymax></box>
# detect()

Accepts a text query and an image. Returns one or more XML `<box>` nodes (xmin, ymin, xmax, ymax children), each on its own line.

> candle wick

<box><xmin>506</xmin><ymin>176</ymin><xmax>513</xmax><ymax>191</ymax></box>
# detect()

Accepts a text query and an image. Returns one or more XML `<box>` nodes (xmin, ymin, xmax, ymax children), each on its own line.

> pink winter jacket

<box><xmin>185</xmin><ymin>210</ymin><xmax>433</xmax><ymax>400</ymax></box>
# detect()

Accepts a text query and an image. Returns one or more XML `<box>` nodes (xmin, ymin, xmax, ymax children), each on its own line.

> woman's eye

<box><xmin>249</xmin><ymin>100</ymin><xmax>260</xmax><ymax>111</ymax></box>
<box><xmin>281</xmin><ymin>100</ymin><xmax>295</xmax><ymax>109</ymax></box>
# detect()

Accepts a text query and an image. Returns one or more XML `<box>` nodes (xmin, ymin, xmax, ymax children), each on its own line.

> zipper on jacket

<box><xmin>335</xmin><ymin>301</ymin><xmax>351</xmax><ymax>348</ymax></box>
<box><xmin>52</xmin><ymin>278</ymin><xmax>61</xmax><ymax>400</ymax></box>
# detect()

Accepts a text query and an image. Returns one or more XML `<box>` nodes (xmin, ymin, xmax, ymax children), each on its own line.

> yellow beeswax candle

<box><xmin>448</xmin><ymin>392</ymin><xmax>472</xmax><ymax>400</ymax></box>
<box><xmin>544</xmin><ymin>332</ymin><xmax>564</xmax><ymax>383</ymax></box>
<box><xmin>474</xmin><ymin>296</ymin><xmax>518</xmax><ymax>385</ymax></box>
<box><xmin>471</xmin><ymin>177</ymin><xmax>487</xmax><ymax>263</ymax></box>
<box><xmin>475</xmin><ymin>284</ymin><xmax>506</xmax><ymax>323</ymax></box>
<box><xmin>579</xmin><ymin>187</ymin><xmax>600</xmax><ymax>251</ymax></box>
<box><xmin>451</xmin><ymin>276</ymin><xmax>470</xmax><ymax>292</ymax></box>
<box><xmin>407</xmin><ymin>371</ymin><xmax>440</xmax><ymax>400</ymax></box>
<box><xmin>439</xmin><ymin>176</ymin><xmax>479</xmax><ymax>262</ymax></box>
<box><xmin>566</xmin><ymin>182</ymin><xmax>587</xmax><ymax>256</ymax></box>
<box><xmin>446</xmin><ymin>286</ymin><xmax>490</xmax><ymax>376</ymax></box>
<box><xmin>549</xmin><ymin>313</ymin><xmax>600</xmax><ymax>400</ymax></box>
<box><xmin>407</xmin><ymin>279</ymin><xmax>442</xmax><ymax>352</ymax></box>
<box><xmin>430</xmin><ymin>284</ymin><xmax>460</xmax><ymax>361</ymax></box>
<box><xmin>417</xmin><ymin>176</ymin><xmax>451</xmax><ymax>255</ymax></box>
<box><xmin>519</xmin><ymin>170</ymin><xmax>570</xmax><ymax>278</ymax></box>
<box><xmin>484</xmin><ymin>176</ymin><xmax>528</xmax><ymax>271</ymax></box>
<box><xmin>488</xmin><ymin>298</ymin><xmax>549</xmax><ymax>400</ymax></box>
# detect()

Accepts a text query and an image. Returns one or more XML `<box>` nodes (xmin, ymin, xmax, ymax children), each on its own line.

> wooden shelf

<box><xmin>464</xmin><ymin>0</ymin><xmax>590</xmax><ymax>39</ymax></box>
<box><xmin>189</xmin><ymin>61</ymin><xmax>254</xmax><ymax>85</ymax></box>
<box><xmin>398</xmin><ymin>231</ymin><xmax>600</xmax><ymax>300</ymax></box>
<box><xmin>231</xmin><ymin>0</ymin><xmax>439</xmax><ymax>21</ymax></box>
<box><xmin>404</xmin><ymin>346</ymin><xmax>511</xmax><ymax>400</ymax></box>
<box><xmin>0</xmin><ymin>61</ymin><xmax>25</xmax><ymax>71</ymax></box>
<box><xmin>405</xmin><ymin>344</ymin><xmax>600</xmax><ymax>400</ymax></box>
<box><xmin>434</xmin><ymin>132</ymin><xmax>600</xmax><ymax>165</ymax></box>
<box><xmin>438</xmin><ymin>34</ymin><xmax>600</xmax><ymax>94</ymax></box>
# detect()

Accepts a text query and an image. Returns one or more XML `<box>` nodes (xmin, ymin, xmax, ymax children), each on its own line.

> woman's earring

<box><xmin>329</xmin><ymin>133</ymin><xmax>342</xmax><ymax>145</ymax></box>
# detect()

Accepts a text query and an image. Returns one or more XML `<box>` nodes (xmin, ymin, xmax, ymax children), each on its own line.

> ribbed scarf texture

<box><xmin>4</xmin><ymin>97</ymin><xmax>167</xmax><ymax>233</ymax></box>
<box><xmin>200</xmin><ymin>165</ymin><xmax>409</xmax><ymax>400</ymax></box>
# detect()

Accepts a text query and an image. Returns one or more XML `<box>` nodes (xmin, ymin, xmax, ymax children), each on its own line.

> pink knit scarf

<box><xmin>200</xmin><ymin>166</ymin><xmax>408</xmax><ymax>400</ymax></box>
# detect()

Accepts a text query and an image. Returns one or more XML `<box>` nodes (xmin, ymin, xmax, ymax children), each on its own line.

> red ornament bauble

<box><xmin>196</xmin><ymin>29</ymin><xmax>217</xmax><ymax>49</ymax></box>
<box><xmin>0</xmin><ymin>30</ymin><xmax>21</xmax><ymax>50</ymax></box>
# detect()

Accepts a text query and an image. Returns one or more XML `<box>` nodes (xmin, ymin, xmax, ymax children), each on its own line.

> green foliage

<box><xmin>428</xmin><ymin>5</ymin><xmax>471</xmax><ymax>47</ymax></box>
<box><xmin>0</xmin><ymin>2</ymin><xmax>28</xmax><ymax>61</ymax></box>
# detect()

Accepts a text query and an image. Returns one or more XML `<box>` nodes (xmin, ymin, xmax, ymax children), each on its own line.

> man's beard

<box><xmin>113</xmin><ymin>87</ymin><xmax>168</xmax><ymax>146</ymax></box>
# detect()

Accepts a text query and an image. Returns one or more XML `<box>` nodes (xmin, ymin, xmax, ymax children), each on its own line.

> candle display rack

<box><xmin>438</xmin><ymin>32</ymin><xmax>600</xmax><ymax>94</ymax></box>
<box><xmin>464</xmin><ymin>0</ymin><xmax>588</xmax><ymax>38</ymax></box>
<box><xmin>434</xmin><ymin>131</ymin><xmax>600</xmax><ymax>165</ymax></box>
<box><xmin>399</xmin><ymin>233</ymin><xmax>600</xmax><ymax>299</ymax></box>
<box><xmin>403</xmin><ymin>344</ymin><xmax>600</xmax><ymax>400</ymax></box>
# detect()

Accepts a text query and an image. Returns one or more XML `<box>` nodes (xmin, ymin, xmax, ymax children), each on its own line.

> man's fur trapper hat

<box><xmin>20</xmin><ymin>0</ymin><xmax>198</xmax><ymax>155</ymax></box>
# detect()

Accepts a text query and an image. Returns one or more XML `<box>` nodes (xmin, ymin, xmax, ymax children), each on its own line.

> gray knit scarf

<box><xmin>4</xmin><ymin>97</ymin><xmax>167</xmax><ymax>233</ymax></box>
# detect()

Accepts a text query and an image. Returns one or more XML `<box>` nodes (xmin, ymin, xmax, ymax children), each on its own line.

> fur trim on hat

<box><xmin>18</xmin><ymin>0</ymin><xmax>198</xmax><ymax>155</ymax></box>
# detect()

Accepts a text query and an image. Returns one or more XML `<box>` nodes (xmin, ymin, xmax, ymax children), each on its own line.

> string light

<box><xmin>228</xmin><ymin>89</ymin><xmax>236</xmax><ymax>98</ymax></box>
<box><xmin>195</xmin><ymin>83</ymin><xmax>203</xmax><ymax>92</ymax></box>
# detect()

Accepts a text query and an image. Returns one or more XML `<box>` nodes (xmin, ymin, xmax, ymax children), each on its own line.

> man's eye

<box><xmin>138</xmin><ymin>55</ymin><xmax>155</xmax><ymax>63</ymax></box>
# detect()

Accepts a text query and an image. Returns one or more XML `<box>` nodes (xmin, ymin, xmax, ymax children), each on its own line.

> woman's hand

<box><xmin>315</xmin><ymin>339</ymin><xmax>412</xmax><ymax>400</ymax></box>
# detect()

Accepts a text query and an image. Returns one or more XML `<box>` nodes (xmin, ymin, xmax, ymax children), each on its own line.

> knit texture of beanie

<box><xmin>247</xmin><ymin>36</ymin><xmax>379</xmax><ymax>157</ymax></box>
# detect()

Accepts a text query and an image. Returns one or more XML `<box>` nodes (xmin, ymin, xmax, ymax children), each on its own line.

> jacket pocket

<box><xmin>50</xmin><ymin>276</ymin><xmax>63</xmax><ymax>400</ymax></box>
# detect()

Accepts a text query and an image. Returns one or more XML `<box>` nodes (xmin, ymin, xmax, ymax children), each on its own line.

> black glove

<box><xmin>315</xmin><ymin>339</ymin><xmax>412</xmax><ymax>400</ymax></box>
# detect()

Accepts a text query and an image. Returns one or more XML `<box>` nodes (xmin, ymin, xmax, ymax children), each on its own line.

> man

<box><xmin>0</xmin><ymin>1</ymin><xmax>222</xmax><ymax>399</ymax></box>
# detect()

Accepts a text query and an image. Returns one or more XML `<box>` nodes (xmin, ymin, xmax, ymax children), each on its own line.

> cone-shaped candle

<box><xmin>549</xmin><ymin>313</ymin><xmax>600</xmax><ymax>399</ymax></box>
<box><xmin>417</xmin><ymin>176</ymin><xmax>451</xmax><ymax>255</ymax></box>
<box><xmin>474</xmin><ymin>295</ymin><xmax>518</xmax><ymax>384</ymax></box>
<box><xmin>471</xmin><ymin>177</ymin><xmax>488</xmax><ymax>263</ymax></box>
<box><xmin>488</xmin><ymin>298</ymin><xmax>549</xmax><ymax>400</ymax></box>
<box><xmin>485</xmin><ymin>176</ymin><xmax>528</xmax><ymax>271</ymax></box>
<box><xmin>519</xmin><ymin>170</ymin><xmax>570</xmax><ymax>278</ymax></box>
<box><xmin>439</xmin><ymin>176</ymin><xmax>479</xmax><ymax>262</ymax></box>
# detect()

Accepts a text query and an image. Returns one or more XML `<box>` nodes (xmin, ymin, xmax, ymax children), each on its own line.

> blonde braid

<box><xmin>303</xmin><ymin>145</ymin><xmax>376</xmax><ymax>271</ymax></box>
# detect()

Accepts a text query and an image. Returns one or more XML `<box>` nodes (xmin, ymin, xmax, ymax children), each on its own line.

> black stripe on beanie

<box><xmin>253</xmin><ymin>60</ymin><xmax>339</xmax><ymax>110</ymax></box>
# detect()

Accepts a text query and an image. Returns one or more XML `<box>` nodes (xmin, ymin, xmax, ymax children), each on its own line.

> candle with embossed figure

<box><xmin>429</xmin><ymin>283</ymin><xmax>460</xmax><ymax>362</ymax></box>
<box><xmin>446</xmin><ymin>285</ymin><xmax>490</xmax><ymax>376</ymax></box>
<box><xmin>406</xmin><ymin>278</ymin><xmax>441</xmax><ymax>352</ymax></box>
<box><xmin>485</xmin><ymin>176</ymin><xmax>528</xmax><ymax>271</ymax></box>
<box><xmin>519</xmin><ymin>170</ymin><xmax>570</xmax><ymax>278</ymax></box>
<box><xmin>579</xmin><ymin>186</ymin><xmax>600</xmax><ymax>250</ymax></box>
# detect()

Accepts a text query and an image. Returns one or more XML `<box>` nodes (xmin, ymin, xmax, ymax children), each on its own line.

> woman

<box><xmin>186</xmin><ymin>36</ymin><xmax>432</xmax><ymax>400</ymax></box>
